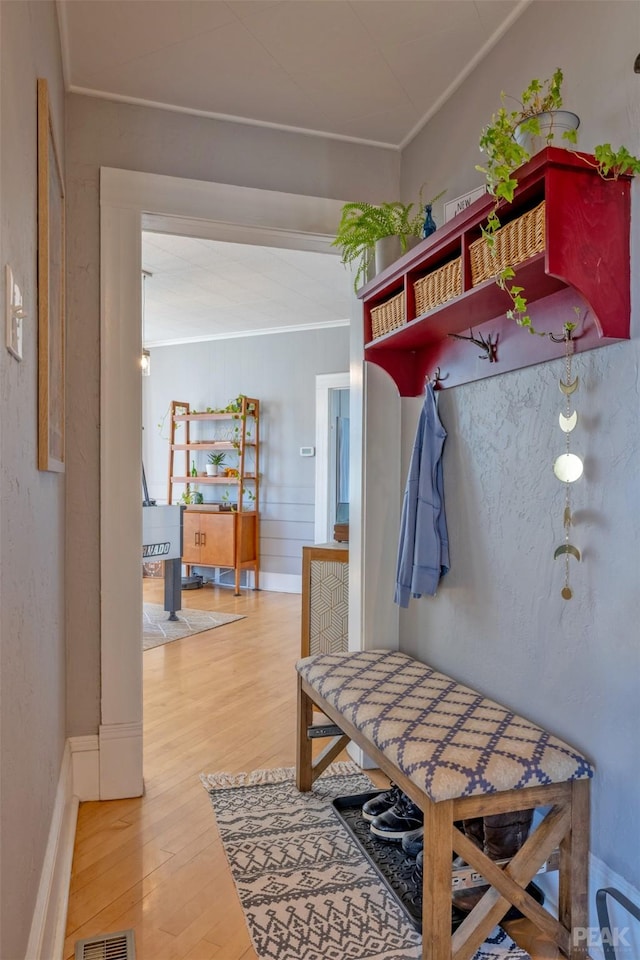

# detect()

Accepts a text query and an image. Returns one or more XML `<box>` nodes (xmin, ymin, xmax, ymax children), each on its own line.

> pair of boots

<box><xmin>451</xmin><ymin>809</ymin><xmax>534</xmax><ymax>912</ymax></box>
<box><xmin>361</xmin><ymin>783</ymin><xmax>423</xmax><ymax>841</ymax></box>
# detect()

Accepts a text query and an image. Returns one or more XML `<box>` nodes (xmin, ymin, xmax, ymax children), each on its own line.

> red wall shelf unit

<box><xmin>359</xmin><ymin>148</ymin><xmax>632</xmax><ymax>395</ymax></box>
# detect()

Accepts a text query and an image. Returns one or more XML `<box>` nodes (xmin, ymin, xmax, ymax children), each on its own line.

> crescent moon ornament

<box><xmin>559</xmin><ymin>375</ymin><xmax>579</xmax><ymax>395</ymax></box>
<box><xmin>559</xmin><ymin>410</ymin><xmax>577</xmax><ymax>432</ymax></box>
<box><xmin>554</xmin><ymin>544</ymin><xmax>581</xmax><ymax>562</ymax></box>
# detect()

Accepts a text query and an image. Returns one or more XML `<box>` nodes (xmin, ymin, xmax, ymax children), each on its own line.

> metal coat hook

<box><xmin>549</xmin><ymin>326</ymin><xmax>574</xmax><ymax>344</ymax></box>
<box><xmin>449</xmin><ymin>328</ymin><xmax>499</xmax><ymax>362</ymax></box>
<box><xmin>429</xmin><ymin>367</ymin><xmax>449</xmax><ymax>389</ymax></box>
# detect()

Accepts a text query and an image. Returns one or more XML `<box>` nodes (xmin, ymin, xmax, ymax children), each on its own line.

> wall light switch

<box><xmin>5</xmin><ymin>265</ymin><xmax>25</xmax><ymax>362</ymax></box>
<box><xmin>300</xmin><ymin>446</ymin><xmax>315</xmax><ymax>457</ymax></box>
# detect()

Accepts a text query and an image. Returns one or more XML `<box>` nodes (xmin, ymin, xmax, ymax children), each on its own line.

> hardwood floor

<box><xmin>64</xmin><ymin>579</ymin><xmax>559</xmax><ymax>959</ymax></box>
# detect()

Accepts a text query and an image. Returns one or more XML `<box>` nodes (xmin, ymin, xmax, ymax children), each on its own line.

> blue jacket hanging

<box><xmin>394</xmin><ymin>383</ymin><xmax>450</xmax><ymax>607</ymax></box>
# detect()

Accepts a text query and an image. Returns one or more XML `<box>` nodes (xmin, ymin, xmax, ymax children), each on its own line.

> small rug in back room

<box><xmin>200</xmin><ymin>763</ymin><xmax>531</xmax><ymax>960</ymax></box>
<box><xmin>143</xmin><ymin>602</ymin><xmax>244</xmax><ymax>650</ymax></box>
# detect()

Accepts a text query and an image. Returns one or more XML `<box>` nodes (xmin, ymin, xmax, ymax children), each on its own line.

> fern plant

<box><xmin>332</xmin><ymin>200</ymin><xmax>423</xmax><ymax>291</ymax></box>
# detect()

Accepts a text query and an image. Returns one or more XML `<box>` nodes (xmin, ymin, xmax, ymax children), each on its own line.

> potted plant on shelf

<box><xmin>332</xmin><ymin>200</ymin><xmax>424</xmax><ymax>291</ymax></box>
<box><xmin>206</xmin><ymin>451</ymin><xmax>226</xmax><ymax>476</ymax></box>
<box><xmin>475</xmin><ymin>67</ymin><xmax>639</xmax><ymax>333</ymax></box>
<box><xmin>477</xmin><ymin>68</ymin><xmax>578</xmax><ymax>207</ymax></box>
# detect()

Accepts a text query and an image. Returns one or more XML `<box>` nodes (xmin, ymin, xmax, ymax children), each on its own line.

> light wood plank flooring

<box><xmin>64</xmin><ymin>580</ymin><xmax>560</xmax><ymax>960</ymax></box>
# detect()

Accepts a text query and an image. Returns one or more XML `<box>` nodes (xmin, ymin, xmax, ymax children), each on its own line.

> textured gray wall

<box><xmin>399</xmin><ymin>0</ymin><xmax>640</xmax><ymax>888</ymax></box>
<box><xmin>142</xmin><ymin>327</ymin><xmax>350</xmax><ymax>582</ymax></box>
<box><xmin>0</xmin><ymin>4</ymin><xmax>67</xmax><ymax>956</ymax></box>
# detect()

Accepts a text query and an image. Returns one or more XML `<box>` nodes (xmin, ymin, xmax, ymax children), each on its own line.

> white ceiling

<box><xmin>59</xmin><ymin>0</ymin><xmax>529</xmax><ymax>344</ymax></box>
<box><xmin>142</xmin><ymin>231</ymin><xmax>351</xmax><ymax>346</ymax></box>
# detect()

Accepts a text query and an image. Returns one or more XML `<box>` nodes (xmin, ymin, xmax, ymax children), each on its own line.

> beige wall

<box><xmin>399</xmin><ymin>0</ymin><xmax>640</xmax><ymax>891</ymax></box>
<box><xmin>0</xmin><ymin>3</ymin><xmax>67</xmax><ymax>956</ymax></box>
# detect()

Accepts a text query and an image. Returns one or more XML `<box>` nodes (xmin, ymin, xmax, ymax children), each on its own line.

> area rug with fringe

<box><xmin>200</xmin><ymin>763</ymin><xmax>531</xmax><ymax>960</ymax></box>
<box><xmin>143</xmin><ymin>602</ymin><xmax>244</xmax><ymax>650</ymax></box>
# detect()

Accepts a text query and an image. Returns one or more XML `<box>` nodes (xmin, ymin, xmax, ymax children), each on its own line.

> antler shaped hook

<box><xmin>450</xmin><ymin>328</ymin><xmax>499</xmax><ymax>362</ymax></box>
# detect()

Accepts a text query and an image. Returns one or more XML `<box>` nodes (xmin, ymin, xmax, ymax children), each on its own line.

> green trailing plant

<box><xmin>477</xmin><ymin>69</ymin><xmax>577</xmax><ymax>333</ymax></box>
<box><xmin>332</xmin><ymin>200</ymin><xmax>424</xmax><ymax>291</ymax></box>
<box><xmin>592</xmin><ymin>143</ymin><xmax>640</xmax><ymax>179</ymax></box>
<box><xmin>476</xmin><ymin>68</ymin><xmax>639</xmax><ymax>334</ymax></box>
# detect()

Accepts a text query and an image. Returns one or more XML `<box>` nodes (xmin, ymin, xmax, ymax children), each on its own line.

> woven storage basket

<box><xmin>414</xmin><ymin>258</ymin><xmax>462</xmax><ymax>315</ymax></box>
<box><xmin>370</xmin><ymin>290</ymin><xmax>405</xmax><ymax>339</ymax></box>
<box><xmin>470</xmin><ymin>201</ymin><xmax>546</xmax><ymax>286</ymax></box>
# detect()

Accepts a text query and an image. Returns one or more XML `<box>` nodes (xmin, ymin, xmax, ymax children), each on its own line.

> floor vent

<box><xmin>74</xmin><ymin>929</ymin><xmax>135</xmax><ymax>960</ymax></box>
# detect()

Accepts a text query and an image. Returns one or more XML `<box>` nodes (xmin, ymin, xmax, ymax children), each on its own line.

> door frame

<box><xmin>314</xmin><ymin>372</ymin><xmax>350</xmax><ymax>543</ymax></box>
<box><xmin>99</xmin><ymin>168</ymin><xmax>348</xmax><ymax>797</ymax></box>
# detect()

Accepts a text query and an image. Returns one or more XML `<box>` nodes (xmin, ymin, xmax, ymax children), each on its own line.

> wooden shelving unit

<box><xmin>360</xmin><ymin>148</ymin><xmax>632</xmax><ymax>394</ymax></box>
<box><xmin>167</xmin><ymin>397</ymin><xmax>260</xmax><ymax>595</ymax></box>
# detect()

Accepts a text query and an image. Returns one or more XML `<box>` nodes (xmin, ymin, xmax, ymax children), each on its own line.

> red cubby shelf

<box><xmin>360</xmin><ymin>148</ymin><xmax>632</xmax><ymax>394</ymax></box>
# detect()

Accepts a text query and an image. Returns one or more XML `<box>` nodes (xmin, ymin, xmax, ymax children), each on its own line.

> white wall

<box><xmin>143</xmin><ymin>326</ymin><xmax>350</xmax><ymax>586</ymax></box>
<box><xmin>0</xmin><ymin>3</ymin><xmax>67</xmax><ymax>956</ymax></box>
<box><xmin>398</xmin><ymin>0</ymin><xmax>640</xmax><ymax>896</ymax></box>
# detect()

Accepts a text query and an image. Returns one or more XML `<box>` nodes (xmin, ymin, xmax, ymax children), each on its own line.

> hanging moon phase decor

<box><xmin>553</xmin><ymin>453</ymin><xmax>584</xmax><ymax>482</ymax></box>
<box><xmin>559</xmin><ymin>375</ymin><xmax>579</xmax><ymax>395</ymax></box>
<box><xmin>554</xmin><ymin>543</ymin><xmax>582</xmax><ymax>561</ymax></box>
<box><xmin>559</xmin><ymin>410</ymin><xmax>578</xmax><ymax>432</ymax></box>
<box><xmin>553</xmin><ymin>323</ymin><xmax>582</xmax><ymax>600</ymax></box>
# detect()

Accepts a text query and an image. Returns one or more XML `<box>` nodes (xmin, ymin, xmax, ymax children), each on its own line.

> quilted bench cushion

<box><xmin>297</xmin><ymin>649</ymin><xmax>593</xmax><ymax>803</ymax></box>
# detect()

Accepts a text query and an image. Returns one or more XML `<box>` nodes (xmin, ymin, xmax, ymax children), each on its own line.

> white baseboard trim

<box><xmin>258</xmin><ymin>571</ymin><xmax>301</xmax><ymax>594</ymax></box>
<box><xmin>25</xmin><ymin>742</ymin><xmax>79</xmax><ymax>960</ymax></box>
<box><xmin>69</xmin><ymin>734</ymin><xmax>100</xmax><ymax>801</ymax></box>
<box><xmin>99</xmin><ymin>722</ymin><xmax>143</xmax><ymax>799</ymax></box>
<box><xmin>531</xmin><ymin>849</ymin><xmax>640</xmax><ymax>960</ymax></box>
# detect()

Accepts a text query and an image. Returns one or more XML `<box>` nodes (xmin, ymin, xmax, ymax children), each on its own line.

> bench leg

<box><xmin>559</xmin><ymin>779</ymin><xmax>590</xmax><ymax>960</ymax></box>
<box><xmin>422</xmin><ymin>799</ymin><xmax>453</xmax><ymax>960</ymax></box>
<box><xmin>296</xmin><ymin>675</ymin><xmax>313</xmax><ymax>792</ymax></box>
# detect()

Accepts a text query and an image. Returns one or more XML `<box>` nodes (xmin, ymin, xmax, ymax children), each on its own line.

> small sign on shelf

<box><xmin>444</xmin><ymin>185</ymin><xmax>486</xmax><ymax>223</ymax></box>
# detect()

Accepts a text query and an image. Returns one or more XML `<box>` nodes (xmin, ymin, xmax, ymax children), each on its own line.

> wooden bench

<box><xmin>296</xmin><ymin>649</ymin><xmax>593</xmax><ymax>960</ymax></box>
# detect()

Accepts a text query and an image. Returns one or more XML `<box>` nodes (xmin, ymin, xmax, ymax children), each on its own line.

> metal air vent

<box><xmin>74</xmin><ymin>929</ymin><xmax>135</xmax><ymax>960</ymax></box>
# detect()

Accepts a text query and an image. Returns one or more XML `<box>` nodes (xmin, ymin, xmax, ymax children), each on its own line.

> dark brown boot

<box><xmin>452</xmin><ymin>808</ymin><xmax>534</xmax><ymax>913</ymax></box>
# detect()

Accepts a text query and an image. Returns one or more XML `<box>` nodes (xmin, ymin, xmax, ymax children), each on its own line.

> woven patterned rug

<box><xmin>200</xmin><ymin>763</ymin><xmax>531</xmax><ymax>960</ymax></box>
<box><xmin>143</xmin><ymin>602</ymin><xmax>244</xmax><ymax>650</ymax></box>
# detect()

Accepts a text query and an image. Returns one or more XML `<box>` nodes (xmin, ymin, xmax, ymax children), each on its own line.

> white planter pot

<box><xmin>206</xmin><ymin>464</ymin><xmax>217</xmax><ymax>476</ymax></box>
<box><xmin>374</xmin><ymin>235</ymin><xmax>419</xmax><ymax>276</ymax></box>
<box><xmin>514</xmin><ymin>110</ymin><xmax>580</xmax><ymax>156</ymax></box>
<box><xmin>375</xmin><ymin>235</ymin><xmax>402</xmax><ymax>275</ymax></box>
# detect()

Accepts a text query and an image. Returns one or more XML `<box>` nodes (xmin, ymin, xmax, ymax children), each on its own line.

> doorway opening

<box><xmin>315</xmin><ymin>372</ymin><xmax>350</xmax><ymax>544</ymax></box>
<box><xmin>99</xmin><ymin>168</ymin><xmax>352</xmax><ymax>798</ymax></box>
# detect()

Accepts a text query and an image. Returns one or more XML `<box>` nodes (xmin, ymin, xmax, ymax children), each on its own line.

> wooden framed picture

<box><xmin>37</xmin><ymin>77</ymin><xmax>65</xmax><ymax>472</ymax></box>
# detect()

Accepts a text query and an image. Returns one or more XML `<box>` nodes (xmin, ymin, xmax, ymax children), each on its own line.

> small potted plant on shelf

<box><xmin>477</xmin><ymin>68</ymin><xmax>578</xmax><ymax>206</ymax></box>
<box><xmin>332</xmin><ymin>200</ymin><xmax>424</xmax><ymax>291</ymax></box>
<box><xmin>476</xmin><ymin>67</ymin><xmax>639</xmax><ymax>333</ymax></box>
<box><xmin>219</xmin><ymin>489</ymin><xmax>235</xmax><ymax>512</ymax></box>
<box><xmin>206</xmin><ymin>451</ymin><xmax>226</xmax><ymax>476</ymax></box>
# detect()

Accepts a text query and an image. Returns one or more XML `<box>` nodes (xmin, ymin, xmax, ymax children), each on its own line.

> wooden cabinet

<box><xmin>167</xmin><ymin>396</ymin><xmax>260</xmax><ymax>594</ymax></box>
<box><xmin>360</xmin><ymin>148</ymin><xmax>632</xmax><ymax>394</ymax></box>
<box><xmin>182</xmin><ymin>509</ymin><xmax>258</xmax><ymax>594</ymax></box>
<box><xmin>301</xmin><ymin>543</ymin><xmax>349</xmax><ymax>657</ymax></box>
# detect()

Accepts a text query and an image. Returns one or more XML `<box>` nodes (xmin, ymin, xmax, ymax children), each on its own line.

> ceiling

<box><xmin>59</xmin><ymin>0</ymin><xmax>529</xmax><ymax>344</ymax></box>
<box><xmin>141</xmin><ymin>231</ymin><xmax>351</xmax><ymax>346</ymax></box>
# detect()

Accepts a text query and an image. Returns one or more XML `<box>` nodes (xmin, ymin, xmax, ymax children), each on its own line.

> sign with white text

<box><xmin>444</xmin><ymin>186</ymin><xmax>487</xmax><ymax>223</ymax></box>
